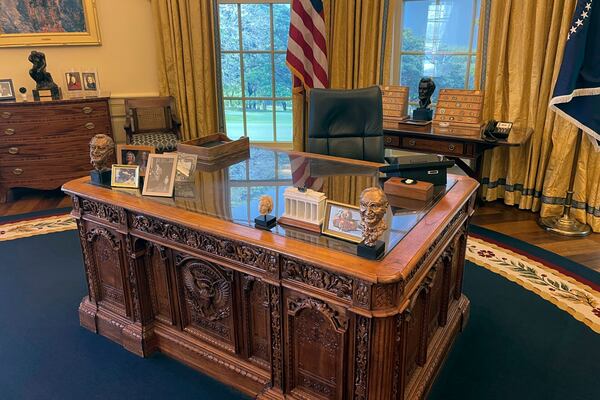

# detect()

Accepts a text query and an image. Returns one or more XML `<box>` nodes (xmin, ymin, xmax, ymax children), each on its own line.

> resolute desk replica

<box><xmin>63</xmin><ymin>147</ymin><xmax>478</xmax><ymax>400</ymax></box>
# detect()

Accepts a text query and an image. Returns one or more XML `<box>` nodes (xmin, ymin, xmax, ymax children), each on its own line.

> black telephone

<box><xmin>483</xmin><ymin>120</ymin><xmax>513</xmax><ymax>142</ymax></box>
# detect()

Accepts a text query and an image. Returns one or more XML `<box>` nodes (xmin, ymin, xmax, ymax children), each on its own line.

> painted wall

<box><xmin>0</xmin><ymin>0</ymin><xmax>160</xmax><ymax>143</ymax></box>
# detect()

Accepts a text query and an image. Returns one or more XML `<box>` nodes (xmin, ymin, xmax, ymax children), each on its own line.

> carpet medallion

<box><xmin>1</xmin><ymin>212</ymin><xmax>598</xmax><ymax>399</ymax></box>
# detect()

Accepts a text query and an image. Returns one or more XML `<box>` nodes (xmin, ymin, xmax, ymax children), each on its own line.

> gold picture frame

<box><xmin>321</xmin><ymin>200</ymin><xmax>363</xmax><ymax>243</ymax></box>
<box><xmin>0</xmin><ymin>0</ymin><xmax>101</xmax><ymax>48</ymax></box>
<box><xmin>111</xmin><ymin>165</ymin><xmax>140</xmax><ymax>189</ymax></box>
<box><xmin>116</xmin><ymin>144</ymin><xmax>155</xmax><ymax>176</ymax></box>
<box><xmin>142</xmin><ymin>153</ymin><xmax>178</xmax><ymax>197</ymax></box>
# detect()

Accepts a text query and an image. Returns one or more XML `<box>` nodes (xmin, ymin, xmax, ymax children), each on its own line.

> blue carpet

<box><xmin>1</xmin><ymin>225</ymin><xmax>599</xmax><ymax>399</ymax></box>
<box><xmin>0</xmin><ymin>230</ymin><xmax>249</xmax><ymax>400</ymax></box>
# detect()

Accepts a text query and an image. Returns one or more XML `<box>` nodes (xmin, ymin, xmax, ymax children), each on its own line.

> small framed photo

<box><xmin>176</xmin><ymin>152</ymin><xmax>198</xmax><ymax>182</ymax></box>
<box><xmin>65</xmin><ymin>71</ymin><xmax>83</xmax><ymax>91</ymax></box>
<box><xmin>82</xmin><ymin>72</ymin><xmax>98</xmax><ymax>91</ymax></box>
<box><xmin>111</xmin><ymin>165</ymin><xmax>140</xmax><ymax>189</ymax></box>
<box><xmin>322</xmin><ymin>200</ymin><xmax>363</xmax><ymax>243</ymax></box>
<box><xmin>116</xmin><ymin>144</ymin><xmax>155</xmax><ymax>176</ymax></box>
<box><xmin>142</xmin><ymin>153</ymin><xmax>178</xmax><ymax>197</ymax></box>
<box><xmin>0</xmin><ymin>79</ymin><xmax>15</xmax><ymax>101</ymax></box>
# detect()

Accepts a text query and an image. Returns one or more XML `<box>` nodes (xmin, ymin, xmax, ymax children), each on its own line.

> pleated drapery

<box><xmin>151</xmin><ymin>0</ymin><xmax>219</xmax><ymax>140</ymax></box>
<box><xmin>292</xmin><ymin>0</ymin><xmax>395</xmax><ymax>151</ymax></box>
<box><xmin>480</xmin><ymin>0</ymin><xmax>600</xmax><ymax>231</ymax></box>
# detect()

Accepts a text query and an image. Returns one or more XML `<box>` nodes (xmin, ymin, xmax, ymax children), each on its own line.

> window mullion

<box><xmin>270</xmin><ymin>4</ymin><xmax>277</xmax><ymax>142</ymax></box>
<box><xmin>236</xmin><ymin>4</ymin><xmax>248</xmax><ymax>138</ymax></box>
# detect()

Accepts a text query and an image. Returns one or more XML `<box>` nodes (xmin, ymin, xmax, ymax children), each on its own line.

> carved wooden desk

<box><xmin>63</xmin><ymin>147</ymin><xmax>478</xmax><ymax>399</ymax></box>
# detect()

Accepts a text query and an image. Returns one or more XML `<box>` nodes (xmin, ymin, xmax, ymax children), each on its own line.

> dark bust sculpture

<box><xmin>413</xmin><ymin>77</ymin><xmax>436</xmax><ymax>121</ymax></box>
<box><xmin>28</xmin><ymin>51</ymin><xmax>61</xmax><ymax>100</ymax></box>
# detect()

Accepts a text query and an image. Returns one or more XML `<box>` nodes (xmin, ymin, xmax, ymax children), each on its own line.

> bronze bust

<box><xmin>89</xmin><ymin>134</ymin><xmax>115</xmax><ymax>171</ymax></box>
<box><xmin>359</xmin><ymin>187</ymin><xmax>389</xmax><ymax>247</ymax></box>
<box><xmin>417</xmin><ymin>77</ymin><xmax>436</xmax><ymax>110</ymax></box>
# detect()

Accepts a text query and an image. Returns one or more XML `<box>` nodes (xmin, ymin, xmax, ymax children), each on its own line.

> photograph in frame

<box><xmin>82</xmin><ymin>72</ymin><xmax>98</xmax><ymax>91</ymax></box>
<box><xmin>111</xmin><ymin>165</ymin><xmax>140</xmax><ymax>189</ymax></box>
<box><xmin>116</xmin><ymin>144</ymin><xmax>155</xmax><ymax>176</ymax></box>
<box><xmin>142</xmin><ymin>153</ymin><xmax>178</xmax><ymax>197</ymax></box>
<box><xmin>175</xmin><ymin>152</ymin><xmax>198</xmax><ymax>182</ymax></box>
<box><xmin>322</xmin><ymin>200</ymin><xmax>363</xmax><ymax>243</ymax></box>
<box><xmin>0</xmin><ymin>0</ymin><xmax>101</xmax><ymax>47</ymax></box>
<box><xmin>0</xmin><ymin>79</ymin><xmax>15</xmax><ymax>101</ymax></box>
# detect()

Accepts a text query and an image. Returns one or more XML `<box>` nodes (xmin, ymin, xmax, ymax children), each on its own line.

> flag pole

<box><xmin>538</xmin><ymin>128</ymin><xmax>591</xmax><ymax>236</ymax></box>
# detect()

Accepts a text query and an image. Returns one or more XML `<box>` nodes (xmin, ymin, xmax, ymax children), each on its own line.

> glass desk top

<box><xmin>109</xmin><ymin>146</ymin><xmax>456</xmax><ymax>259</ymax></box>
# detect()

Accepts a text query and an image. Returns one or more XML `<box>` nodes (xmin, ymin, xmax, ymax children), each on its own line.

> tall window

<box><xmin>392</xmin><ymin>0</ymin><xmax>482</xmax><ymax>109</ymax></box>
<box><xmin>217</xmin><ymin>1</ymin><xmax>292</xmax><ymax>143</ymax></box>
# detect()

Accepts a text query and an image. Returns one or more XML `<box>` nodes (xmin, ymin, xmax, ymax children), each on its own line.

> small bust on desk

<box><xmin>412</xmin><ymin>77</ymin><xmax>436</xmax><ymax>121</ymax></box>
<box><xmin>89</xmin><ymin>134</ymin><xmax>115</xmax><ymax>187</ymax></box>
<box><xmin>255</xmin><ymin>194</ymin><xmax>277</xmax><ymax>230</ymax></box>
<box><xmin>358</xmin><ymin>187</ymin><xmax>389</xmax><ymax>259</ymax></box>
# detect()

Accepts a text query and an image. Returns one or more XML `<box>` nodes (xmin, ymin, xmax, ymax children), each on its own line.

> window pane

<box><xmin>273</xmin><ymin>4</ymin><xmax>291</xmax><ymax>50</ymax></box>
<box><xmin>249</xmin><ymin>148</ymin><xmax>276</xmax><ymax>179</ymax></box>
<box><xmin>247</xmin><ymin>100</ymin><xmax>274</xmax><ymax>142</ymax></box>
<box><xmin>230</xmin><ymin>186</ymin><xmax>248</xmax><ymax>223</ymax></box>
<box><xmin>468</xmin><ymin>55</ymin><xmax>476</xmax><ymax>89</ymax></box>
<box><xmin>219</xmin><ymin>4</ymin><xmax>239</xmax><ymax>51</ymax></box>
<box><xmin>241</xmin><ymin>4</ymin><xmax>271</xmax><ymax>51</ymax></box>
<box><xmin>277</xmin><ymin>152</ymin><xmax>292</xmax><ymax>179</ymax></box>
<box><xmin>402</xmin><ymin>0</ymin><xmax>478</xmax><ymax>53</ymax></box>
<box><xmin>276</xmin><ymin>103</ymin><xmax>292</xmax><ymax>142</ymax></box>
<box><xmin>400</xmin><ymin>54</ymin><xmax>425</xmax><ymax>103</ymax></box>
<box><xmin>224</xmin><ymin>99</ymin><xmax>244</xmax><ymax>139</ymax></box>
<box><xmin>274</xmin><ymin>53</ymin><xmax>292</xmax><ymax>97</ymax></box>
<box><xmin>229</xmin><ymin>159</ymin><xmax>247</xmax><ymax>181</ymax></box>
<box><xmin>244</xmin><ymin>53</ymin><xmax>273</xmax><ymax>97</ymax></box>
<box><xmin>221</xmin><ymin>53</ymin><xmax>242</xmax><ymax>97</ymax></box>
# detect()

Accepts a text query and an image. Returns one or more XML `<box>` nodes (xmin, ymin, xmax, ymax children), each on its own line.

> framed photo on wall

<box><xmin>0</xmin><ymin>0</ymin><xmax>101</xmax><ymax>47</ymax></box>
<box><xmin>116</xmin><ymin>144</ymin><xmax>155</xmax><ymax>176</ymax></box>
<box><xmin>142</xmin><ymin>153</ymin><xmax>178</xmax><ymax>197</ymax></box>
<box><xmin>322</xmin><ymin>200</ymin><xmax>363</xmax><ymax>243</ymax></box>
<box><xmin>0</xmin><ymin>79</ymin><xmax>15</xmax><ymax>101</ymax></box>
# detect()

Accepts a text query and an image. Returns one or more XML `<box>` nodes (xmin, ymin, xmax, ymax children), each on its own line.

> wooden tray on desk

<box><xmin>177</xmin><ymin>133</ymin><xmax>249</xmax><ymax>166</ymax></box>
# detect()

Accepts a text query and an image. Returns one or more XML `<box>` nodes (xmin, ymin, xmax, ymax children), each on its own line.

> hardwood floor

<box><xmin>1</xmin><ymin>189</ymin><xmax>599</xmax><ymax>272</ymax></box>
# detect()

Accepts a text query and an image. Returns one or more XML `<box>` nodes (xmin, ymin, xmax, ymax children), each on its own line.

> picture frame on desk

<box><xmin>322</xmin><ymin>200</ymin><xmax>363</xmax><ymax>243</ymax></box>
<box><xmin>64</xmin><ymin>70</ymin><xmax>84</xmax><ymax>99</ymax></box>
<box><xmin>111</xmin><ymin>165</ymin><xmax>140</xmax><ymax>189</ymax></box>
<box><xmin>0</xmin><ymin>79</ymin><xmax>15</xmax><ymax>101</ymax></box>
<box><xmin>142</xmin><ymin>153</ymin><xmax>178</xmax><ymax>197</ymax></box>
<box><xmin>116</xmin><ymin>144</ymin><xmax>155</xmax><ymax>176</ymax></box>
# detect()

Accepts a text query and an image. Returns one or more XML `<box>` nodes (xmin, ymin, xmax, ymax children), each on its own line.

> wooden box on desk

<box><xmin>384</xmin><ymin>177</ymin><xmax>433</xmax><ymax>201</ymax></box>
<box><xmin>433</xmin><ymin>89</ymin><xmax>484</xmax><ymax>131</ymax></box>
<box><xmin>381</xmin><ymin>85</ymin><xmax>409</xmax><ymax>126</ymax></box>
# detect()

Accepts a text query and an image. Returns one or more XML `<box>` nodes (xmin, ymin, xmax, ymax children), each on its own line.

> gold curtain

<box><xmin>151</xmin><ymin>0</ymin><xmax>219</xmax><ymax>140</ymax></box>
<box><xmin>292</xmin><ymin>0</ymin><xmax>395</xmax><ymax>151</ymax></box>
<box><xmin>481</xmin><ymin>0</ymin><xmax>600</xmax><ymax>232</ymax></box>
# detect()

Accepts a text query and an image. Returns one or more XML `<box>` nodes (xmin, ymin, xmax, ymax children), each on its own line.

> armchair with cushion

<box><xmin>124</xmin><ymin>96</ymin><xmax>181</xmax><ymax>152</ymax></box>
<box><xmin>307</xmin><ymin>86</ymin><xmax>384</xmax><ymax>163</ymax></box>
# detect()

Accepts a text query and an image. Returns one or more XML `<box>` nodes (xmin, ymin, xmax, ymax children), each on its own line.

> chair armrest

<box><xmin>124</xmin><ymin>118</ymin><xmax>134</xmax><ymax>144</ymax></box>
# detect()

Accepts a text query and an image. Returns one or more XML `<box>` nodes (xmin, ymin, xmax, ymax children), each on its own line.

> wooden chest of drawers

<box><xmin>0</xmin><ymin>98</ymin><xmax>112</xmax><ymax>203</ymax></box>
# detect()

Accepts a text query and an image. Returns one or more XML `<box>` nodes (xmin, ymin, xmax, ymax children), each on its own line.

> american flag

<box><xmin>286</xmin><ymin>0</ymin><xmax>329</xmax><ymax>89</ymax></box>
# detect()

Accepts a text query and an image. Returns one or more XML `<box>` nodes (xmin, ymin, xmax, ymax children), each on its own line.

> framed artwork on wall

<box><xmin>0</xmin><ymin>0</ymin><xmax>101</xmax><ymax>47</ymax></box>
<box><xmin>0</xmin><ymin>79</ymin><xmax>16</xmax><ymax>101</ymax></box>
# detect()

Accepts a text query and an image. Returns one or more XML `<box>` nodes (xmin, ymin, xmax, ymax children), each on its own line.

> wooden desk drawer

<box><xmin>384</xmin><ymin>135</ymin><xmax>400</xmax><ymax>147</ymax></box>
<box><xmin>0</xmin><ymin>101</ymin><xmax>109</xmax><ymax>123</ymax></box>
<box><xmin>0</xmin><ymin>157</ymin><xmax>90</xmax><ymax>183</ymax></box>
<box><xmin>0</xmin><ymin>117</ymin><xmax>111</xmax><ymax>143</ymax></box>
<box><xmin>401</xmin><ymin>137</ymin><xmax>464</xmax><ymax>155</ymax></box>
<box><xmin>0</xmin><ymin>135</ymin><xmax>93</xmax><ymax>160</ymax></box>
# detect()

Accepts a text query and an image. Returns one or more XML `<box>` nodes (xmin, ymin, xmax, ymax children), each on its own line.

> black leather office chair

<box><xmin>308</xmin><ymin>86</ymin><xmax>384</xmax><ymax>163</ymax></box>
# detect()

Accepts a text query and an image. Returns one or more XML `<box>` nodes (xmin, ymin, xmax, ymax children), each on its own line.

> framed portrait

<box><xmin>0</xmin><ymin>79</ymin><xmax>15</xmax><ymax>101</ymax></box>
<box><xmin>116</xmin><ymin>144</ymin><xmax>155</xmax><ymax>176</ymax></box>
<box><xmin>111</xmin><ymin>165</ymin><xmax>140</xmax><ymax>189</ymax></box>
<box><xmin>142</xmin><ymin>153</ymin><xmax>178</xmax><ymax>197</ymax></box>
<box><xmin>0</xmin><ymin>0</ymin><xmax>101</xmax><ymax>47</ymax></box>
<box><xmin>82</xmin><ymin>71</ymin><xmax>98</xmax><ymax>91</ymax></box>
<box><xmin>175</xmin><ymin>152</ymin><xmax>198</xmax><ymax>182</ymax></box>
<box><xmin>65</xmin><ymin>71</ymin><xmax>83</xmax><ymax>92</ymax></box>
<box><xmin>322</xmin><ymin>200</ymin><xmax>363</xmax><ymax>243</ymax></box>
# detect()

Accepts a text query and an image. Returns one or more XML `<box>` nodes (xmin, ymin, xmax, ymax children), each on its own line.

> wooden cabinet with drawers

<box><xmin>0</xmin><ymin>97</ymin><xmax>112</xmax><ymax>202</ymax></box>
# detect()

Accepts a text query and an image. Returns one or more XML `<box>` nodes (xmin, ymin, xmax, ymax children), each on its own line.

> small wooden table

<box><xmin>384</xmin><ymin>125</ymin><xmax>533</xmax><ymax>181</ymax></box>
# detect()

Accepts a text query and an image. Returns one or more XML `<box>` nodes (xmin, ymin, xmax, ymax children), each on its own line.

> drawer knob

<box><xmin>448</xmin><ymin>144</ymin><xmax>456</xmax><ymax>151</ymax></box>
<box><xmin>385</xmin><ymin>136</ymin><xmax>392</xmax><ymax>144</ymax></box>
<box><xmin>4</xmin><ymin>128</ymin><xmax>15</xmax><ymax>136</ymax></box>
<box><xmin>1</xmin><ymin>112</ymin><xmax>11</xmax><ymax>119</ymax></box>
<box><xmin>82</xmin><ymin>106</ymin><xmax>93</xmax><ymax>114</ymax></box>
<box><xmin>85</xmin><ymin>122</ymin><xmax>95</xmax><ymax>130</ymax></box>
<box><xmin>408</xmin><ymin>139</ymin><xmax>416</xmax><ymax>146</ymax></box>
<box><xmin>8</xmin><ymin>147</ymin><xmax>19</xmax><ymax>155</ymax></box>
<box><xmin>12</xmin><ymin>168</ymin><xmax>23</xmax><ymax>175</ymax></box>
